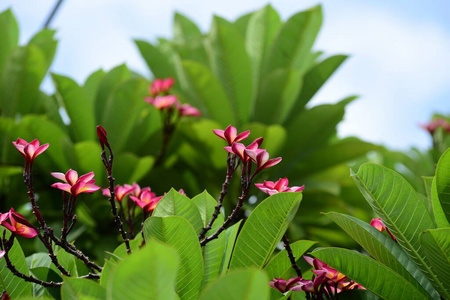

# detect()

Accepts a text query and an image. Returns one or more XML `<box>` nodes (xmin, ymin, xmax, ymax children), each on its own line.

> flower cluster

<box><xmin>0</xmin><ymin>209</ymin><xmax>37</xmax><ymax>238</ymax></box>
<box><xmin>145</xmin><ymin>77</ymin><xmax>201</xmax><ymax>117</ymax></box>
<box><xmin>370</xmin><ymin>218</ymin><xmax>397</xmax><ymax>242</ymax></box>
<box><xmin>420</xmin><ymin>117</ymin><xmax>450</xmax><ymax>135</ymax></box>
<box><xmin>270</xmin><ymin>257</ymin><xmax>364</xmax><ymax>297</ymax></box>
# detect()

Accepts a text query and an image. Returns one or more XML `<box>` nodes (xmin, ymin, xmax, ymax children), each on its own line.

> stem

<box><xmin>200</xmin><ymin>178</ymin><xmax>251</xmax><ymax>247</ymax></box>
<box><xmin>101</xmin><ymin>149</ymin><xmax>131</xmax><ymax>254</ymax></box>
<box><xmin>154</xmin><ymin>109</ymin><xmax>177</xmax><ymax>167</ymax></box>
<box><xmin>42</xmin><ymin>0</ymin><xmax>65</xmax><ymax>29</ymax></box>
<box><xmin>282</xmin><ymin>234</ymin><xmax>302</xmax><ymax>277</ymax></box>
<box><xmin>198</xmin><ymin>154</ymin><xmax>237</xmax><ymax>240</ymax></box>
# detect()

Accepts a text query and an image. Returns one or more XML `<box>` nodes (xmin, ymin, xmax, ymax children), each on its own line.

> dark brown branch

<box><xmin>282</xmin><ymin>234</ymin><xmax>302</xmax><ymax>277</ymax></box>
<box><xmin>42</xmin><ymin>0</ymin><xmax>65</xmax><ymax>29</ymax></box>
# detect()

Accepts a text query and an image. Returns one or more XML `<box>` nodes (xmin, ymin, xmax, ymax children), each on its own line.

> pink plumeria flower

<box><xmin>12</xmin><ymin>138</ymin><xmax>49</xmax><ymax>166</ymax></box>
<box><xmin>51</xmin><ymin>169</ymin><xmax>101</xmax><ymax>197</ymax></box>
<box><xmin>225</xmin><ymin>138</ymin><xmax>264</xmax><ymax>162</ymax></box>
<box><xmin>420</xmin><ymin>118</ymin><xmax>450</xmax><ymax>135</ymax></box>
<box><xmin>269</xmin><ymin>277</ymin><xmax>303</xmax><ymax>293</ymax></box>
<box><xmin>255</xmin><ymin>178</ymin><xmax>305</xmax><ymax>196</ymax></box>
<box><xmin>130</xmin><ymin>189</ymin><xmax>162</xmax><ymax>213</ymax></box>
<box><xmin>370</xmin><ymin>218</ymin><xmax>397</xmax><ymax>241</ymax></box>
<box><xmin>213</xmin><ymin>125</ymin><xmax>251</xmax><ymax>146</ymax></box>
<box><xmin>96</xmin><ymin>125</ymin><xmax>110</xmax><ymax>150</ymax></box>
<box><xmin>244</xmin><ymin>148</ymin><xmax>282</xmax><ymax>173</ymax></box>
<box><xmin>304</xmin><ymin>256</ymin><xmax>348</xmax><ymax>283</ymax></box>
<box><xmin>145</xmin><ymin>95</ymin><xmax>178</xmax><ymax>110</ymax></box>
<box><xmin>102</xmin><ymin>184</ymin><xmax>134</xmax><ymax>202</ymax></box>
<box><xmin>177</xmin><ymin>103</ymin><xmax>201</xmax><ymax>117</ymax></box>
<box><xmin>1</xmin><ymin>208</ymin><xmax>37</xmax><ymax>238</ymax></box>
<box><xmin>0</xmin><ymin>250</ymin><xmax>5</xmax><ymax>259</ymax></box>
<box><xmin>150</xmin><ymin>78</ymin><xmax>175</xmax><ymax>96</ymax></box>
<box><xmin>290</xmin><ymin>274</ymin><xmax>327</xmax><ymax>293</ymax></box>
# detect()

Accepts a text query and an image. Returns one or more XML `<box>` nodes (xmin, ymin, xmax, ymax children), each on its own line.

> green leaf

<box><xmin>177</xmin><ymin>60</ymin><xmax>234</xmax><ymax>126</ymax></box>
<box><xmin>191</xmin><ymin>191</ymin><xmax>226</xmax><ymax>286</ymax></box>
<box><xmin>207</xmin><ymin>16</ymin><xmax>253</xmax><ymax>126</ymax></box>
<box><xmin>144</xmin><ymin>216</ymin><xmax>204</xmax><ymax>300</ymax></box>
<box><xmin>312</xmin><ymin>248</ymin><xmax>427</xmax><ymax>300</ymax></box>
<box><xmin>0</xmin><ymin>165</ymin><xmax>22</xmax><ymax>180</ymax></box>
<box><xmin>0</xmin><ymin>235</ymin><xmax>33</xmax><ymax>298</ymax></box>
<box><xmin>198</xmin><ymin>269</ymin><xmax>269</xmax><ymax>300</ymax></box>
<box><xmin>83</xmin><ymin>69</ymin><xmax>106</xmax><ymax>103</ymax></box>
<box><xmin>74</xmin><ymin>141</ymin><xmax>104</xmax><ymax>185</ymax></box>
<box><xmin>99</xmin><ymin>78</ymin><xmax>149</xmax><ymax>152</ymax></box>
<box><xmin>246</xmin><ymin>5</ymin><xmax>281</xmax><ymax>94</ymax></box>
<box><xmin>29</xmin><ymin>29</ymin><xmax>58</xmax><ymax>70</ymax></box>
<box><xmin>253</xmin><ymin>68</ymin><xmax>301</xmax><ymax>124</ymax></box>
<box><xmin>435</xmin><ymin>147</ymin><xmax>450</xmax><ymax>224</ymax></box>
<box><xmin>0</xmin><ymin>9</ymin><xmax>19</xmax><ymax>71</ymax></box>
<box><xmin>233</xmin><ymin>12</ymin><xmax>253</xmax><ymax>38</ymax></box>
<box><xmin>114</xmin><ymin>152</ymin><xmax>154</xmax><ymax>185</ymax></box>
<box><xmin>420</xmin><ymin>228</ymin><xmax>450</xmax><ymax>297</ymax></box>
<box><xmin>94</xmin><ymin>64</ymin><xmax>130</xmax><ymax>125</ymax></box>
<box><xmin>264</xmin><ymin>5</ymin><xmax>322</xmax><ymax>75</ymax></box>
<box><xmin>431</xmin><ymin>177</ymin><xmax>450</xmax><ymax>228</ymax></box>
<box><xmin>351</xmin><ymin>163</ymin><xmax>447</xmax><ymax>297</ymax></box>
<box><xmin>0</xmin><ymin>45</ymin><xmax>47</xmax><ymax>117</ymax></box>
<box><xmin>220</xmin><ymin>220</ymin><xmax>242</xmax><ymax>274</ymax></box>
<box><xmin>230</xmin><ymin>192</ymin><xmax>302</xmax><ymax>269</ymax></box>
<box><xmin>134</xmin><ymin>40</ymin><xmax>177</xmax><ymax>78</ymax></box>
<box><xmin>264</xmin><ymin>240</ymin><xmax>317</xmax><ymax>280</ymax></box>
<box><xmin>52</xmin><ymin>74</ymin><xmax>96</xmax><ymax>141</ymax></box>
<box><xmin>325</xmin><ymin>212</ymin><xmax>438</xmax><ymax>299</ymax></box>
<box><xmin>290</xmin><ymin>54</ymin><xmax>348</xmax><ymax>113</ymax></box>
<box><xmin>153</xmin><ymin>189</ymin><xmax>203</xmax><ymax>234</ymax></box>
<box><xmin>62</xmin><ymin>277</ymin><xmax>106</xmax><ymax>300</ymax></box>
<box><xmin>107</xmin><ymin>240</ymin><xmax>179</xmax><ymax>300</ymax></box>
<box><xmin>173</xmin><ymin>13</ymin><xmax>203</xmax><ymax>43</ymax></box>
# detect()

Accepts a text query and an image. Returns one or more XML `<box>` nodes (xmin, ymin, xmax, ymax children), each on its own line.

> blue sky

<box><xmin>1</xmin><ymin>0</ymin><xmax>449</xmax><ymax>150</ymax></box>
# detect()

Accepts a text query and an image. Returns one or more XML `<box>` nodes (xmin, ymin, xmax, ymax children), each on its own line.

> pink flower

<box><xmin>145</xmin><ymin>95</ymin><xmax>178</xmax><ymax>110</ymax></box>
<box><xmin>102</xmin><ymin>184</ymin><xmax>135</xmax><ymax>202</ymax></box>
<box><xmin>150</xmin><ymin>78</ymin><xmax>175</xmax><ymax>96</ymax></box>
<box><xmin>130</xmin><ymin>189</ymin><xmax>162</xmax><ymax>213</ymax></box>
<box><xmin>225</xmin><ymin>138</ymin><xmax>264</xmax><ymax>162</ymax></box>
<box><xmin>96</xmin><ymin>125</ymin><xmax>110</xmax><ymax>149</ymax></box>
<box><xmin>290</xmin><ymin>274</ymin><xmax>327</xmax><ymax>293</ymax></box>
<box><xmin>12</xmin><ymin>138</ymin><xmax>49</xmax><ymax>166</ymax></box>
<box><xmin>370</xmin><ymin>218</ymin><xmax>397</xmax><ymax>241</ymax></box>
<box><xmin>255</xmin><ymin>178</ymin><xmax>305</xmax><ymax>196</ymax></box>
<box><xmin>213</xmin><ymin>125</ymin><xmax>251</xmax><ymax>146</ymax></box>
<box><xmin>178</xmin><ymin>103</ymin><xmax>201</xmax><ymax>117</ymax></box>
<box><xmin>51</xmin><ymin>169</ymin><xmax>101</xmax><ymax>197</ymax></box>
<box><xmin>269</xmin><ymin>277</ymin><xmax>303</xmax><ymax>293</ymax></box>
<box><xmin>0</xmin><ymin>250</ymin><xmax>5</xmax><ymax>259</ymax></box>
<box><xmin>420</xmin><ymin>118</ymin><xmax>450</xmax><ymax>135</ymax></box>
<box><xmin>1</xmin><ymin>208</ymin><xmax>37</xmax><ymax>238</ymax></box>
<box><xmin>244</xmin><ymin>149</ymin><xmax>282</xmax><ymax>173</ymax></box>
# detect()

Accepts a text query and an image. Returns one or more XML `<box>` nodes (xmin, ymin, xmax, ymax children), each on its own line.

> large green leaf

<box><xmin>62</xmin><ymin>277</ymin><xmax>106</xmax><ymax>300</ymax></box>
<box><xmin>135</xmin><ymin>40</ymin><xmax>177</xmax><ymax>78</ymax></box>
<box><xmin>94</xmin><ymin>64</ymin><xmax>130</xmax><ymax>124</ymax></box>
<box><xmin>325</xmin><ymin>212</ymin><xmax>437</xmax><ymax>299</ymax></box>
<box><xmin>107</xmin><ymin>240</ymin><xmax>179</xmax><ymax>300</ymax></box>
<box><xmin>230</xmin><ymin>192</ymin><xmax>302</xmax><ymax>269</ymax></box>
<box><xmin>435</xmin><ymin>147</ymin><xmax>450</xmax><ymax>224</ymax></box>
<box><xmin>289</xmin><ymin>54</ymin><xmax>348</xmax><ymax>114</ymax></box>
<box><xmin>220</xmin><ymin>220</ymin><xmax>242</xmax><ymax>274</ymax></box>
<box><xmin>113</xmin><ymin>152</ymin><xmax>154</xmax><ymax>185</ymax></box>
<box><xmin>153</xmin><ymin>189</ymin><xmax>203</xmax><ymax>234</ymax></box>
<box><xmin>198</xmin><ymin>269</ymin><xmax>269</xmax><ymax>300</ymax></box>
<box><xmin>312</xmin><ymin>248</ymin><xmax>426</xmax><ymax>300</ymax></box>
<box><xmin>52</xmin><ymin>74</ymin><xmax>95</xmax><ymax>141</ymax></box>
<box><xmin>264</xmin><ymin>240</ymin><xmax>317</xmax><ymax>280</ymax></box>
<box><xmin>264</xmin><ymin>5</ymin><xmax>322</xmax><ymax>75</ymax></box>
<box><xmin>431</xmin><ymin>177</ymin><xmax>450</xmax><ymax>228</ymax></box>
<box><xmin>245</xmin><ymin>5</ymin><xmax>281</xmax><ymax>95</ymax></box>
<box><xmin>0</xmin><ymin>9</ymin><xmax>18</xmax><ymax>71</ymax></box>
<box><xmin>29</xmin><ymin>29</ymin><xmax>58</xmax><ymax>70</ymax></box>
<box><xmin>173</xmin><ymin>13</ymin><xmax>203</xmax><ymax>44</ymax></box>
<box><xmin>0</xmin><ymin>236</ymin><xmax>32</xmax><ymax>298</ymax></box>
<box><xmin>177</xmin><ymin>60</ymin><xmax>233</xmax><ymax>125</ymax></box>
<box><xmin>351</xmin><ymin>163</ymin><xmax>447</xmax><ymax>297</ymax></box>
<box><xmin>73</xmin><ymin>141</ymin><xmax>105</xmax><ymax>185</ymax></box>
<box><xmin>207</xmin><ymin>16</ymin><xmax>253</xmax><ymax>126</ymax></box>
<box><xmin>253</xmin><ymin>68</ymin><xmax>301</xmax><ymax>124</ymax></box>
<box><xmin>98</xmin><ymin>78</ymin><xmax>148</xmax><ymax>152</ymax></box>
<box><xmin>191</xmin><ymin>191</ymin><xmax>226</xmax><ymax>286</ymax></box>
<box><xmin>0</xmin><ymin>45</ymin><xmax>47</xmax><ymax>117</ymax></box>
<box><xmin>83</xmin><ymin>69</ymin><xmax>106</xmax><ymax>103</ymax></box>
<box><xmin>144</xmin><ymin>216</ymin><xmax>204</xmax><ymax>300</ymax></box>
<box><xmin>420</xmin><ymin>228</ymin><xmax>450</xmax><ymax>297</ymax></box>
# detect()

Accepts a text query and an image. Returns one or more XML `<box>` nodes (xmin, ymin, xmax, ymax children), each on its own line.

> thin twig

<box><xmin>282</xmin><ymin>234</ymin><xmax>302</xmax><ymax>277</ymax></box>
<box><xmin>42</xmin><ymin>0</ymin><xmax>65</xmax><ymax>29</ymax></box>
